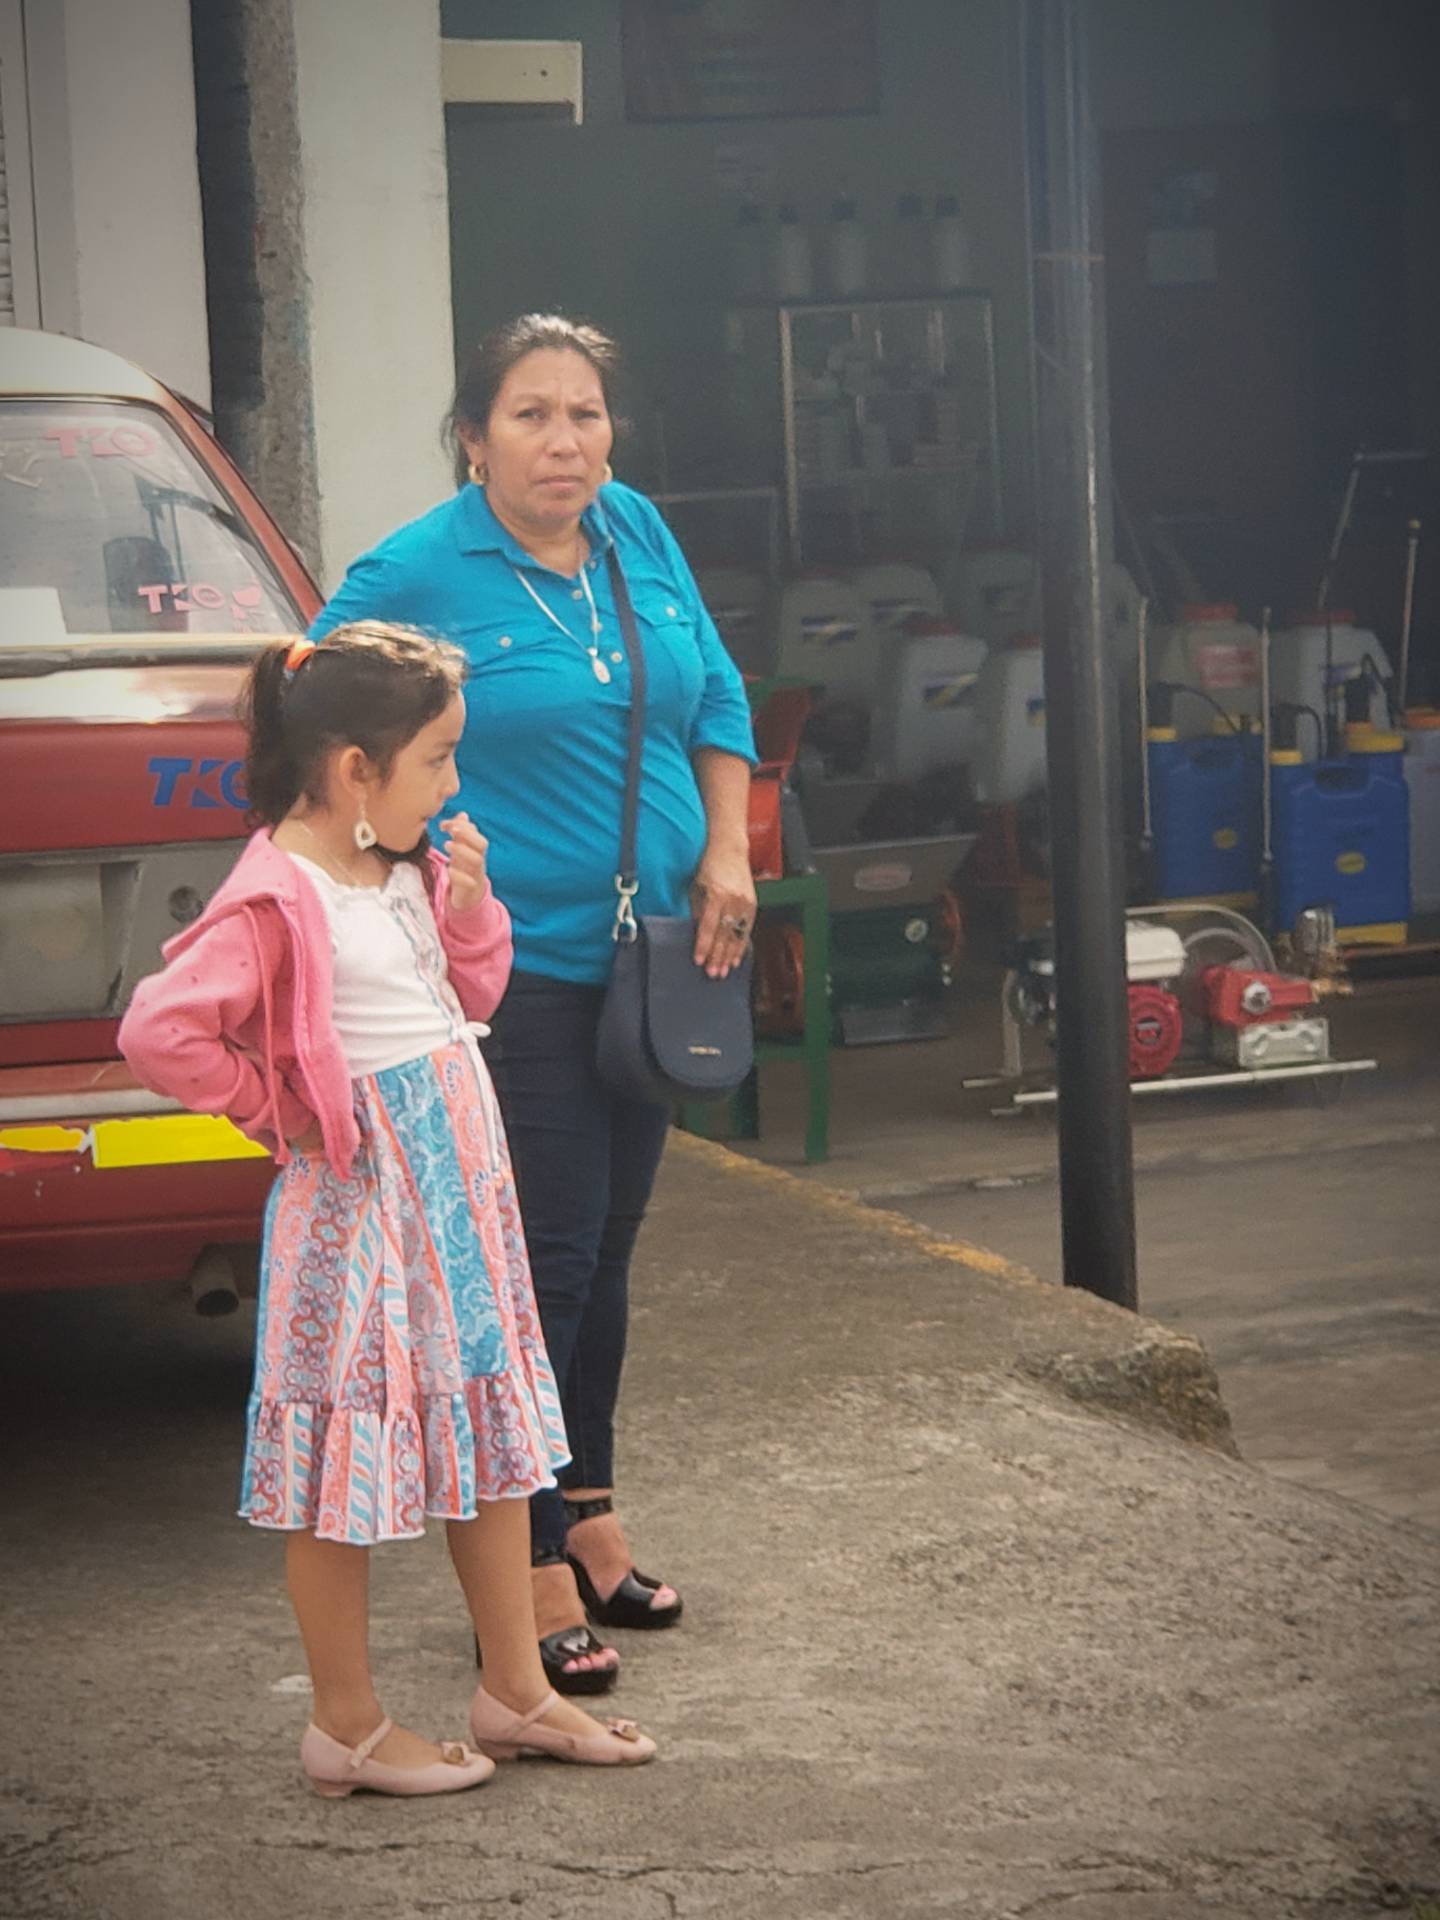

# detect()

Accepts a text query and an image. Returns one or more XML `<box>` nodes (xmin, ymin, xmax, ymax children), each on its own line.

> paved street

<box><xmin>737</xmin><ymin>975</ymin><xmax>1440</xmax><ymax>1531</ymax></box>
<box><xmin>3</xmin><ymin>1136</ymin><xmax>1438</xmax><ymax>1919</ymax></box>
<box><xmin>892</xmin><ymin>1135</ymin><xmax>1440</xmax><ymax>1528</ymax></box>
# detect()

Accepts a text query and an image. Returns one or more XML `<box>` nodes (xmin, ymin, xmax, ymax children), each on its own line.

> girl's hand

<box><xmin>690</xmin><ymin>845</ymin><xmax>757</xmax><ymax>979</ymax></box>
<box><xmin>441</xmin><ymin>813</ymin><xmax>490</xmax><ymax>914</ymax></box>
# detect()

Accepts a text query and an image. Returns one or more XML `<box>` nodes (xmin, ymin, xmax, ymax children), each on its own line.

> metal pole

<box><xmin>1398</xmin><ymin>517</ymin><xmax>1421</xmax><ymax>716</ymax></box>
<box><xmin>1024</xmin><ymin>0</ymin><xmax>1137</xmax><ymax>1309</ymax></box>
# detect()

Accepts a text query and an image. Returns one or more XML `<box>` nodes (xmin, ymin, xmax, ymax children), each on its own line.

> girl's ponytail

<box><xmin>241</xmin><ymin>641</ymin><xmax>304</xmax><ymax>826</ymax></box>
<box><xmin>237</xmin><ymin>622</ymin><xmax>465</xmax><ymax>838</ymax></box>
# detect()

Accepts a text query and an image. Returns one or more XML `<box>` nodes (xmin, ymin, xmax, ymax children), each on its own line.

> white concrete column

<box><xmin>290</xmin><ymin>0</ymin><xmax>454</xmax><ymax>586</ymax></box>
<box><xmin>23</xmin><ymin>0</ymin><xmax>210</xmax><ymax>400</ymax></box>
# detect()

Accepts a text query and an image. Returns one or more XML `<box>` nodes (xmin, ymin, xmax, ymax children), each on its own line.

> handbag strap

<box><xmin>607</xmin><ymin>547</ymin><xmax>647</xmax><ymax>943</ymax></box>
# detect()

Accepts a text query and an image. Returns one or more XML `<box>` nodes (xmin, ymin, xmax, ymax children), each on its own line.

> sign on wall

<box><xmin>622</xmin><ymin>0</ymin><xmax>878</xmax><ymax>123</ymax></box>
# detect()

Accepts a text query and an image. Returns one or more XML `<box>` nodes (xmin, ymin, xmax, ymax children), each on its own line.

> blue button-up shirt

<box><xmin>309</xmin><ymin>481</ymin><xmax>756</xmax><ymax>984</ymax></box>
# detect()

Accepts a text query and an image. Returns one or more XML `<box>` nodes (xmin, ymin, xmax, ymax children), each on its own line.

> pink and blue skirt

<box><xmin>239</xmin><ymin>1038</ymin><xmax>569</xmax><ymax>1546</ymax></box>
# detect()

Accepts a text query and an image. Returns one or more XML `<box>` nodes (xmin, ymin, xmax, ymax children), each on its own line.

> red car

<box><xmin>0</xmin><ymin>330</ymin><xmax>321</xmax><ymax>1301</ymax></box>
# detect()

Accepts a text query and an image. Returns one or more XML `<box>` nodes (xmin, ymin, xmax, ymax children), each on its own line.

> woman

<box><xmin>310</xmin><ymin>313</ymin><xmax>757</xmax><ymax>1693</ymax></box>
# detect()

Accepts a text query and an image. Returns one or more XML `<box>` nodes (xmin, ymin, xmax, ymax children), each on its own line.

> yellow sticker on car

<box><xmin>91</xmin><ymin>1115</ymin><xmax>270</xmax><ymax>1169</ymax></box>
<box><xmin>0</xmin><ymin>1125</ymin><xmax>89</xmax><ymax>1155</ymax></box>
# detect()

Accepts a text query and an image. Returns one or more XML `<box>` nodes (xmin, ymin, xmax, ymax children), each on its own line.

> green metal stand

<box><xmin>679</xmin><ymin>870</ymin><xmax>831</xmax><ymax>1164</ymax></box>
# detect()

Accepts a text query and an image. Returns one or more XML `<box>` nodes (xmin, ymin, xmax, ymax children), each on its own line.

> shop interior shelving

<box><xmin>725</xmin><ymin>293</ymin><xmax>1002</xmax><ymax>571</ymax></box>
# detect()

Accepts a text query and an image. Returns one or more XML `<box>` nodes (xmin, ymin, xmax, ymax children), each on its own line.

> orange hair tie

<box><xmin>283</xmin><ymin>637</ymin><xmax>317</xmax><ymax>678</ymax></box>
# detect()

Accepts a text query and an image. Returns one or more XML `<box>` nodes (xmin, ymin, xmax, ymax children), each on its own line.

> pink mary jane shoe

<box><xmin>468</xmin><ymin>1686</ymin><xmax>657</xmax><ymax>1767</ymax></box>
<box><xmin>301</xmin><ymin>1717</ymin><xmax>496</xmax><ymax>1799</ymax></box>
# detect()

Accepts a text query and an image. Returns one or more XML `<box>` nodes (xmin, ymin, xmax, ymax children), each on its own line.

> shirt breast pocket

<box><xmin>639</xmin><ymin>597</ymin><xmax>706</xmax><ymax>724</ymax></box>
<box><xmin>462</xmin><ymin>619</ymin><xmax>560</xmax><ymax>724</ymax></box>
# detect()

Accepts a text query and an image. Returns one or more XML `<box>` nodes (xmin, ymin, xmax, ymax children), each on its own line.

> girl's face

<box><xmin>462</xmin><ymin>347</ymin><xmax>613</xmax><ymax>536</ymax></box>
<box><xmin>358</xmin><ymin>693</ymin><xmax>465</xmax><ymax>850</ymax></box>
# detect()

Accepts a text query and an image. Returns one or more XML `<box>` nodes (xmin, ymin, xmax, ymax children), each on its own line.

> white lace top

<box><xmin>288</xmin><ymin>854</ymin><xmax>485</xmax><ymax>1079</ymax></box>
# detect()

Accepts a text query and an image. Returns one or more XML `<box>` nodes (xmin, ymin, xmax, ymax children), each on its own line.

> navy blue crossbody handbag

<box><xmin>594</xmin><ymin>551</ymin><xmax>754</xmax><ymax>1106</ymax></box>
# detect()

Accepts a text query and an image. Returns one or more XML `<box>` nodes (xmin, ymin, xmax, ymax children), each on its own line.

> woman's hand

<box><xmin>441</xmin><ymin>813</ymin><xmax>490</xmax><ymax>914</ymax></box>
<box><xmin>690</xmin><ymin>845</ymin><xmax>757</xmax><ymax>979</ymax></box>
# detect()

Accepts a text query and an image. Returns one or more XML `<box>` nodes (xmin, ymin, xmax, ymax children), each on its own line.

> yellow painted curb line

<box><xmin>668</xmin><ymin>1130</ymin><xmax>1044</xmax><ymax>1288</ymax></box>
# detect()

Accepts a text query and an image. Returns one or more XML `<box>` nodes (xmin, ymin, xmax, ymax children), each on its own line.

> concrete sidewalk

<box><xmin>2</xmin><ymin>1133</ymin><xmax>1437</xmax><ymax>1919</ymax></box>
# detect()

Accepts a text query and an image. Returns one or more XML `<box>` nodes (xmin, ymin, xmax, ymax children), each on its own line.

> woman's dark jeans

<box><xmin>484</xmin><ymin>970</ymin><xmax>671</xmax><ymax>1561</ymax></box>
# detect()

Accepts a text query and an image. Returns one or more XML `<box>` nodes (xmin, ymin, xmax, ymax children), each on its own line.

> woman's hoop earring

<box><xmin>353</xmin><ymin>808</ymin><xmax>378</xmax><ymax>852</ymax></box>
<box><xmin>468</xmin><ymin>460</ymin><xmax>488</xmax><ymax>487</ymax></box>
<box><xmin>601</xmin><ymin>462</ymin><xmax>614</xmax><ymax>485</ymax></box>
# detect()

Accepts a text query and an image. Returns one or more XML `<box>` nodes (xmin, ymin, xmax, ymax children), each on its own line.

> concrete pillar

<box><xmin>194</xmin><ymin>0</ymin><xmax>454</xmax><ymax>591</ymax></box>
<box><xmin>20</xmin><ymin>0</ymin><xmax>210</xmax><ymax>400</ymax></box>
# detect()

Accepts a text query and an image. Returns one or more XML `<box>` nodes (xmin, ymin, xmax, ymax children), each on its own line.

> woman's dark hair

<box><xmin>445</xmin><ymin>312</ymin><xmax>622</xmax><ymax>486</ymax></box>
<box><xmin>242</xmin><ymin>622</ymin><xmax>466</xmax><ymax>872</ymax></box>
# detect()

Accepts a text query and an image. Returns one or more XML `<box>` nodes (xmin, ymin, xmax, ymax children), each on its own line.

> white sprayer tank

<box><xmin>1270</xmin><ymin>610</ymin><xmax>1393</xmax><ymax>757</ymax></box>
<box><xmin>875</xmin><ymin>616</ymin><xmax>989</xmax><ymax>780</ymax></box>
<box><xmin>774</xmin><ymin>573</ymin><xmax>875</xmax><ymax>698</ymax></box>
<box><xmin>696</xmin><ymin>567</ymin><xmax>769</xmax><ymax>675</ymax></box>
<box><xmin>1151</xmin><ymin>603</ymin><xmax>1262</xmax><ymax>737</ymax></box>
<box><xmin>952</xmin><ymin>546</ymin><xmax>1041</xmax><ymax>645</ymax></box>
<box><xmin>973</xmin><ymin>634</ymin><xmax>1047</xmax><ymax>803</ymax></box>
<box><xmin>851</xmin><ymin>561</ymin><xmax>941</xmax><ymax>644</ymax></box>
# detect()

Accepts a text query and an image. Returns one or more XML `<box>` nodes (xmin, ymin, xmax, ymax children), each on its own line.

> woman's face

<box><xmin>464</xmin><ymin>348</ymin><xmax>614</xmax><ymax>535</ymax></box>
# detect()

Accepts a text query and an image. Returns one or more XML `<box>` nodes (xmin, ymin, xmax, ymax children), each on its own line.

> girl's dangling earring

<box><xmin>353</xmin><ymin>804</ymin><xmax>378</xmax><ymax>852</ymax></box>
<box><xmin>468</xmin><ymin>460</ymin><xmax>488</xmax><ymax>486</ymax></box>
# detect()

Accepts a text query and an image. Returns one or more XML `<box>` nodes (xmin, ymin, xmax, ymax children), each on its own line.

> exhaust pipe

<box><xmin>188</xmin><ymin>1245</ymin><xmax>240</xmax><ymax>1318</ymax></box>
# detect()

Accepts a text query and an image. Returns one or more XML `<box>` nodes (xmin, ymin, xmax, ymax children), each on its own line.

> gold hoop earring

<box><xmin>468</xmin><ymin>460</ymin><xmax>488</xmax><ymax>487</ymax></box>
<box><xmin>601</xmin><ymin>462</ymin><xmax>614</xmax><ymax>485</ymax></box>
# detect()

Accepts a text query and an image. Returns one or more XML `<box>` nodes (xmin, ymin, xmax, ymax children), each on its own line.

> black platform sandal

<box><xmin>473</xmin><ymin>1547</ymin><xmax>621</xmax><ymax>1696</ymax></box>
<box><xmin>473</xmin><ymin>1625</ymin><xmax>620</xmax><ymax>1698</ymax></box>
<box><xmin>564</xmin><ymin>1495</ymin><xmax>684</xmax><ymax>1631</ymax></box>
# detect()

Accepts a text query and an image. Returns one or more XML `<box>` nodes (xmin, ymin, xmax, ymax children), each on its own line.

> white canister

<box><xmin>1151</xmin><ymin>603</ymin><xmax>1262</xmax><ymax>738</ymax></box>
<box><xmin>732</xmin><ymin>200</ymin><xmax>769</xmax><ymax>301</ymax></box>
<box><xmin>952</xmin><ymin>547</ymin><xmax>1041</xmax><ymax>645</ymax></box>
<box><xmin>876</xmin><ymin>618</ymin><xmax>990</xmax><ymax>780</ymax></box>
<box><xmin>775</xmin><ymin>573</ymin><xmax>875</xmax><ymax>699</ymax></box>
<box><xmin>696</xmin><ymin>566</ymin><xmax>769</xmax><ymax>675</ymax></box>
<box><xmin>851</xmin><ymin>561</ymin><xmax>942</xmax><ymax>642</ymax></box>
<box><xmin>826</xmin><ymin>196</ymin><xmax>868</xmax><ymax>298</ymax></box>
<box><xmin>973</xmin><ymin>634</ymin><xmax>1047</xmax><ymax>803</ymax></box>
<box><xmin>773</xmin><ymin>205</ymin><xmax>813</xmax><ymax>301</ymax></box>
<box><xmin>1270</xmin><ymin>610</ymin><xmax>1394</xmax><ymax>757</ymax></box>
<box><xmin>931</xmin><ymin>193</ymin><xmax>973</xmax><ymax>290</ymax></box>
<box><xmin>891</xmin><ymin>191</ymin><xmax>928</xmax><ymax>291</ymax></box>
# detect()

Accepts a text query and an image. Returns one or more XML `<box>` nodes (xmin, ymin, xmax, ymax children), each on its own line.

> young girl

<box><xmin>119</xmin><ymin>621</ymin><xmax>655</xmax><ymax>1796</ymax></box>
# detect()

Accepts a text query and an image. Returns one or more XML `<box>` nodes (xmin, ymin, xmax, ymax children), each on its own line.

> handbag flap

<box><xmin>638</xmin><ymin>916</ymin><xmax>754</xmax><ymax>1094</ymax></box>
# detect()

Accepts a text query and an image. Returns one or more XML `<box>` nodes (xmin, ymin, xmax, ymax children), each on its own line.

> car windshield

<box><xmin>0</xmin><ymin>399</ymin><xmax>302</xmax><ymax>638</ymax></box>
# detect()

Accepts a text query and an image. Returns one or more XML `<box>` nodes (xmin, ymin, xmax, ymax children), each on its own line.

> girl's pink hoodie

<box><xmin>117</xmin><ymin>831</ymin><xmax>512</xmax><ymax>1178</ymax></box>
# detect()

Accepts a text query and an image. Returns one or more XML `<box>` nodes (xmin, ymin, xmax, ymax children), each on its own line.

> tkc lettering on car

<box><xmin>149</xmin><ymin>756</ymin><xmax>247</xmax><ymax>810</ymax></box>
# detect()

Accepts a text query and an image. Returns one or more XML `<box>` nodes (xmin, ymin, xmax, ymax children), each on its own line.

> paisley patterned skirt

<box><xmin>238</xmin><ymin>1039</ymin><xmax>569</xmax><ymax>1545</ymax></box>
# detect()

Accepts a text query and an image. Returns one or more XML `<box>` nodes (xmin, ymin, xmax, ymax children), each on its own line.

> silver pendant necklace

<box><xmin>511</xmin><ymin>548</ymin><xmax>612</xmax><ymax>684</ymax></box>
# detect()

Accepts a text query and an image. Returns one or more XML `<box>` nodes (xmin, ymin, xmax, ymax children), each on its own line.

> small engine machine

<box><xmin>984</xmin><ymin>904</ymin><xmax>1371</xmax><ymax>1108</ymax></box>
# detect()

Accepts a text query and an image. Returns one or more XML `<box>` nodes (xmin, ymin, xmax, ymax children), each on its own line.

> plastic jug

<box><xmin>973</xmin><ymin>634</ymin><xmax>1046</xmax><ymax>803</ymax></box>
<box><xmin>1404</xmin><ymin>709</ymin><xmax>1440</xmax><ymax>915</ymax></box>
<box><xmin>876</xmin><ymin>617</ymin><xmax>989</xmax><ymax>780</ymax></box>
<box><xmin>774</xmin><ymin>573</ymin><xmax>874</xmax><ymax>698</ymax></box>
<box><xmin>697</xmin><ymin>566</ymin><xmax>769</xmax><ymax>675</ymax></box>
<box><xmin>952</xmin><ymin>547</ymin><xmax>1040</xmax><ymax>645</ymax></box>
<box><xmin>1152</xmin><ymin>604</ymin><xmax>1262</xmax><ymax>738</ymax></box>
<box><xmin>851</xmin><ymin>562</ymin><xmax>941</xmax><ymax>645</ymax></box>
<box><xmin>1270</xmin><ymin>610</ymin><xmax>1393</xmax><ymax>759</ymax></box>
